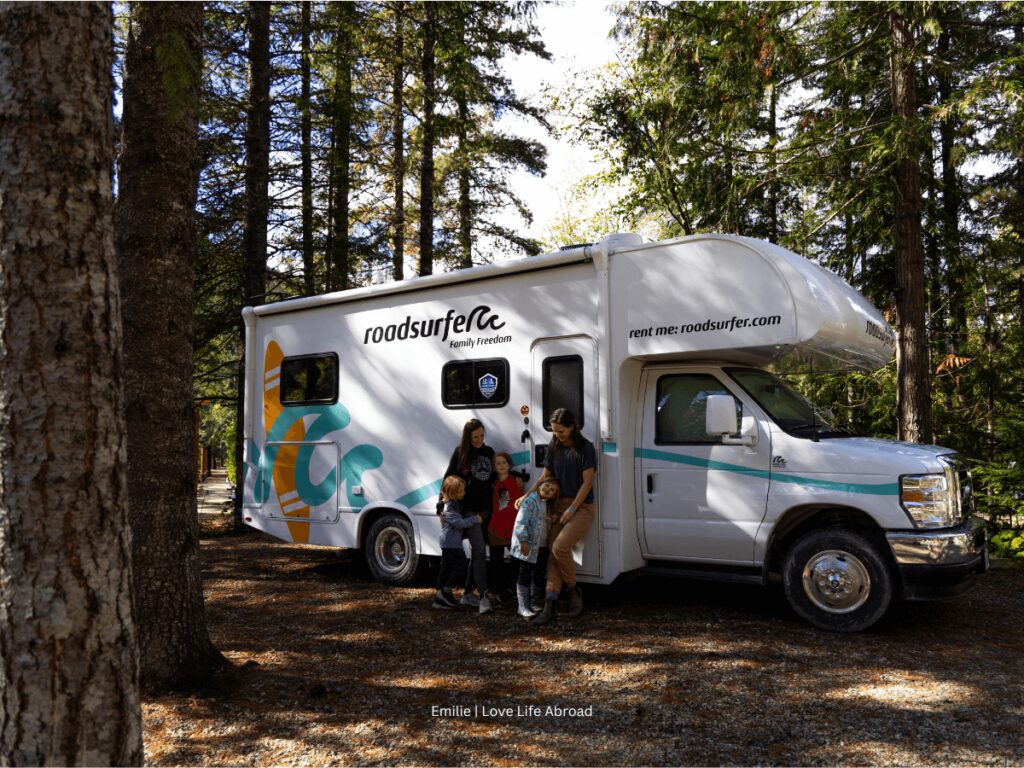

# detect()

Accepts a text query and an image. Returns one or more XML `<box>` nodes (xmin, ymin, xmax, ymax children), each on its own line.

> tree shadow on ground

<box><xmin>141</xmin><ymin>532</ymin><xmax>1024</xmax><ymax>766</ymax></box>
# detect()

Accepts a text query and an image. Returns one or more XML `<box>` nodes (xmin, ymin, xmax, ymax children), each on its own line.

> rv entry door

<box><xmin>531</xmin><ymin>336</ymin><xmax>600</xmax><ymax>577</ymax></box>
<box><xmin>637</xmin><ymin>367</ymin><xmax>770</xmax><ymax>564</ymax></box>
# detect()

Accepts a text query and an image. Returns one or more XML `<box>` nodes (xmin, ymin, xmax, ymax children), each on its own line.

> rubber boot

<box><xmin>516</xmin><ymin>585</ymin><xmax>537</xmax><ymax>619</ymax></box>
<box><xmin>567</xmin><ymin>584</ymin><xmax>583</xmax><ymax>617</ymax></box>
<box><xmin>531</xmin><ymin>598</ymin><xmax>557</xmax><ymax>626</ymax></box>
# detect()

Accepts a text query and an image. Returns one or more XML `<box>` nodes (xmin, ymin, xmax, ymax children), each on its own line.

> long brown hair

<box><xmin>548</xmin><ymin>408</ymin><xmax>584</xmax><ymax>459</ymax></box>
<box><xmin>457</xmin><ymin>418</ymin><xmax>485</xmax><ymax>474</ymax></box>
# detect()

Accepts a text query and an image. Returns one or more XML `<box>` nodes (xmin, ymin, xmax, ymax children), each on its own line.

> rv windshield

<box><xmin>727</xmin><ymin>368</ymin><xmax>849</xmax><ymax>439</ymax></box>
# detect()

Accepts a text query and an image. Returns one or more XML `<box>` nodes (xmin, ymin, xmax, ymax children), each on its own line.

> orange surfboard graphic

<box><xmin>263</xmin><ymin>341</ymin><xmax>311</xmax><ymax>543</ymax></box>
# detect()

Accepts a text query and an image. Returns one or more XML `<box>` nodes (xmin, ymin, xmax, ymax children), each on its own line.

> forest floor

<box><xmin>141</xmin><ymin>513</ymin><xmax>1024</xmax><ymax>766</ymax></box>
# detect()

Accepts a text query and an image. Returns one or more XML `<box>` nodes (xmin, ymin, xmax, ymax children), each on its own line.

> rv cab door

<box><xmin>636</xmin><ymin>367</ymin><xmax>770</xmax><ymax>564</ymax></box>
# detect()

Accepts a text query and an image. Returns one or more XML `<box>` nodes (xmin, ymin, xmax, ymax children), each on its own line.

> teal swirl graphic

<box><xmin>252</xmin><ymin>401</ymin><xmax>383</xmax><ymax>509</ymax></box>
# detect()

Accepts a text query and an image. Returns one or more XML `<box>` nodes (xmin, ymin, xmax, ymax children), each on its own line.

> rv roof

<box><xmin>248</xmin><ymin>242</ymin><xmax>595</xmax><ymax>318</ymax></box>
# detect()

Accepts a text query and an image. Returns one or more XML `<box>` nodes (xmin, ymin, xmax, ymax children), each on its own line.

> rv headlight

<box><xmin>900</xmin><ymin>472</ymin><xmax>957</xmax><ymax>528</ymax></box>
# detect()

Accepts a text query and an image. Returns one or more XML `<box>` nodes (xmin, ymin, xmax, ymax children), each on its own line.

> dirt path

<box><xmin>142</xmin><ymin>528</ymin><xmax>1024</xmax><ymax>766</ymax></box>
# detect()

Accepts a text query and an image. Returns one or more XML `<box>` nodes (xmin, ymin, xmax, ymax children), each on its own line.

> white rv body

<box><xmin>242</xmin><ymin>234</ymin><xmax>986</xmax><ymax>631</ymax></box>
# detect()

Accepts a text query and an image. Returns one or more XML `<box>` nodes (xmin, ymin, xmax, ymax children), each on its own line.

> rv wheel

<box><xmin>782</xmin><ymin>527</ymin><xmax>894</xmax><ymax>632</ymax></box>
<box><xmin>365</xmin><ymin>513</ymin><xmax>422</xmax><ymax>586</ymax></box>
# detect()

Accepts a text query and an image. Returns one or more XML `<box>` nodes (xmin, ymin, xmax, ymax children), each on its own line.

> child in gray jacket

<box><xmin>433</xmin><ymin>476</ymin><xmax>492</xmax><ymax>614</ymax></box>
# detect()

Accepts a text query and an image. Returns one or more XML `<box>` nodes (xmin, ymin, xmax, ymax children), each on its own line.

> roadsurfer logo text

<box><xmin>362</xmin><ymin>305</ymin><xmax>506</xmax><ymax>345</ymax></box>
<box><xmin>865</xmin><ymin>320</ymin><xmax>896</xmax><ymax>348</ymax></box>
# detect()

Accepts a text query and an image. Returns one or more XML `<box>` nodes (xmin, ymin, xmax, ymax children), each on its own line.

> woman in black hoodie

<box><xmin>440</xmin><ymin>419</ymin><xmax>494</xmax><ymax>612</ymax></box>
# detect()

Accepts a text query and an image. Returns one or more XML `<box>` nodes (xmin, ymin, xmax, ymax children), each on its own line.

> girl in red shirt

<box><xmin>488</xmin><ymin>452</ymin><xmax>523</xmax><ymax>605</ymax></box>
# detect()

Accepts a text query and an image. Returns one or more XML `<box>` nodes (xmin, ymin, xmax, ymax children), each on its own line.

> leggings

<box><xmin>462</xmin><ymin>522</ymin><xmax>488</xmax><ymax>595</ymax></box>
<box><xmin>517</xmin><ymin>547</ymin><xmax>549</xmax><ymax>598</ymax></box>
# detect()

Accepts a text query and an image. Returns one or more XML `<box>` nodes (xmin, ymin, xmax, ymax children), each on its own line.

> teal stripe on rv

<box><xmin>636</xmin><ymin>448</ymin><xmax>899</xmax><ymax>496</ymax></box>
<box><xmin>392</xmin><ymin>450</ymin><xmax>532</xmax><ymax>510</ymax></box>
<box><xmin>394</xmin><ymin>480</ymin><xmax>443</xmax><ymax>510</ymax></box>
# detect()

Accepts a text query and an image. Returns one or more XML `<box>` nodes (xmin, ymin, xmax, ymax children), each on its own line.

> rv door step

<box><xmin>640</xmin><ymin>561</ymin><xmax>764</xmax><ymax>586</ymax></box>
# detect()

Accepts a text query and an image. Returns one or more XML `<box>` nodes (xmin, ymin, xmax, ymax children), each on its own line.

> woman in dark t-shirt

<box><xmin>517</xmin><ymin>408</ymin><xmax>597</xmax><ymax>625</ymax></box>
<box><xmin>440</xmin><ymin>419</ymin><xmax>494</xmax><ymax>612</ymax></box>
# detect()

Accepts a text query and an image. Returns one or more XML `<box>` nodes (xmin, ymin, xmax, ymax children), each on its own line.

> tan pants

<box><xmin>545</xmin><ymin>498</ymin><xmax>595</xmax><ymax>595</ymax></box>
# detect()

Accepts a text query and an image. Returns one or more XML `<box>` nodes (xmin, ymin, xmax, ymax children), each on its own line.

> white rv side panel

<box><xmin>245</xmin><ymin>261</ymin><xmax>614</xmax><ymax>574</ymax></box>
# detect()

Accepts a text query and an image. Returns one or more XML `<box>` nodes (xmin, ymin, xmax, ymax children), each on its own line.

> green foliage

<box><xmin>989</xmin><ymin>529</ymin><xmax>1024</xmax><ymax>560</ymax></box>
<box><xmin>199</xmin><ymin>402</ymin><xmax>236</xmax><ymax>485</ymax></box>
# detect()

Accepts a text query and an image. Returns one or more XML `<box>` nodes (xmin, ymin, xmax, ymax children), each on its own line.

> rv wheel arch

<box><xmin>362</xmin><ymin>509</ymin><xmax>425</xmax><ymax>586</ymax></box>
<box><xmin>765</xmin><ymin>505</ymin><xmax>884</xmax><ymax>578</ymax></box>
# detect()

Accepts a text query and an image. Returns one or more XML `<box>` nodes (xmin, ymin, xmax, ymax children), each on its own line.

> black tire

<box><xmin>782</xmin><ymin>527</ymin><xmax>894</xmax><ymax>632</ymax></box>
<box><xmin>364</xmin><ymin>513</ymin><xmax>423</xmax><ymax>586</ymax></box>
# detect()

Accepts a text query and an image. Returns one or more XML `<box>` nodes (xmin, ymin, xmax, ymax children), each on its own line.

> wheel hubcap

<box><xmin>375</xmin><ymin>527</ymin><xmax>408</xmax><ymax>573</ymax></box>
<box><xmin>801</xmin><ymin>549</ymin><xmax>871</xmax><ymax>614</ymax></box>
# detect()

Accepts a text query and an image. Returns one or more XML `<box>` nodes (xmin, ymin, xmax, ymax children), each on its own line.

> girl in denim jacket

<box><xmin>510</xmin><ymin>477</ymin><xmax>559</xmax><ymax>619</ymax></box>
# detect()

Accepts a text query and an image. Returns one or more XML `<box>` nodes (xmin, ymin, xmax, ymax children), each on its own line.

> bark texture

<box><xmin>418</xmin><ymin>2</ymin><xmax>436</xmax><ymax>277</ymax></box>
<box><xmin>301</xmin><ymin>0</ymin><xmax>315</xmax><ymax>294</ymax></box>
<box><xmin>331</xmin><ymin>5</ymin><xmax>353</xmax><ymax>292</ymax></box>
<box><xmin>391</xmin><ymin>6</ymin><xmax>405</xmax><ymax>282</ymax></box>
<box><xmin>889</xmin><ymin>7</ymin><xmax>933</xmax><ymax>445</ymax></box>
<box><xmin>243</xmin><ymin>0</ymin><xmax>271</xmax><ymax>307</ymax></box>
<box><xmin>0</xmin><ymin>3</ymin><xmax>142</xmax><ymax>764</ymax></box>
<box><xmin>116</xmin><ymin>0</ymin><xmax>220</xmax><ymax>691</ymax></box>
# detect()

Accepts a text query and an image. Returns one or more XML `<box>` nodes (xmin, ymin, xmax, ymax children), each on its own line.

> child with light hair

<box><xmin>433</xmin><ymin>475</ymin><xmax>492</xmax><ymax>614</ymax></box>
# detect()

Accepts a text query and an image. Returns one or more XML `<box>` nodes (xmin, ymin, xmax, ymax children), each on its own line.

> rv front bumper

<box><xmin>886</xmin><ymin>517</ymin><xmax>989</xmax><ymax>601</ymax></box>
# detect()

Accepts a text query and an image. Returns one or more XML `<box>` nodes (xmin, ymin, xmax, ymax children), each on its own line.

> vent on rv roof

<box><xmin>559</xmin><ymin>243</ymin><xmax>593</xmax><ymax>251</ymax></box>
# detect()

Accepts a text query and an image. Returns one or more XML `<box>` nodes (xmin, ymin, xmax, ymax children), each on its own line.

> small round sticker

<box><xmin>520</xmin><ymin>405</ymin><xmax>530</xmax><ymax>416</ymax></box>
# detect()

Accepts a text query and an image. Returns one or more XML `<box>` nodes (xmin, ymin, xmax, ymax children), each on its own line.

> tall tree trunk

<box><xmin>934</xmin><ymin>23</ymin><xmax>960</xmax><ymax>416</ymax></box>
<box><xmin>301</xmin><ymin>0</ymin><xmax>315</xmax><ymax>295</ymax></box>
<box><xmin>419</xmin><ymin>1</ymin><xmax>436</xmax><ymax>277</ymax></box>
<box><xmin>1012</xmin><ymin>26</ymin><xmax>1024</xmax><ymax>331</ymax></box>
<box><xmin>767</xmin><ymin>83</ymin><xmax>779</xmax><ymax>243</ymax></box>
<box><xmin>0</xmin><ymin>3</ymin><xmax>142</xmax><ymax>763</ymax></box>
<box><xmin>889</xmin><ymin>6</ymin><xmax>933</xmax><ymax>444</ymax></box>
<box><xmin>458</xmin><ymin>93</ymin><xmax>473</xmax><ymax>269</ymax></box>
<box><xmin>243</xmin><ymin>0</ymin><xmax>271</xmax><ymax>307</ymax></box>
<box><xmin>392</xmin><ymin>6</ymin><xmax>405</xmax><ymax>281</ymax></box>
<box><xmin>331</xmin><ymin>6</ymin><xmax>353</xmax><ymax>291</ymax></box>
<box><xmin>116</xmin><ymin>0</ymin><xmax>222</xmax><ymax>691</ymax></box>
<box><xmin>235</xmin><ymin>0</ymin><xmax>272</xmax><ymax>522</ymax></box>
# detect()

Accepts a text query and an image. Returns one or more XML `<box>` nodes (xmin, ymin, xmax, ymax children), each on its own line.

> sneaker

<box><xmin>460</xmin><ymin>592</ymin><xmax>480</xmax><ymax>608</ymax></box>
<box><xmin>432</xmin><ymin>597</ymin><xmax>455</xmax><ymax>610</ymax></box>
<box><xmin>478</xmin><ymin>595</ymin><xmax>494</xmax><ymax>615</ymax></box>
<box><xmin>434</xmin><ymin>589</ymin><xmax>457</xmax><ymax>608</ymax></box>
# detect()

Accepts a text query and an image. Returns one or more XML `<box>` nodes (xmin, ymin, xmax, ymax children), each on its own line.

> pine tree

<box><xmin>0</xmin><ymin>4</ymin><xmax>142</xmax><ymax>762</ymax></box>
<box><xmin>116</xmin><ymin>0</ymin><xmax>224</xmax><ymax>690</ymax></box>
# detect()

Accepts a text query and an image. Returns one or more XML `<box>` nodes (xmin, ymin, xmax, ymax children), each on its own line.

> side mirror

<box><xmin>706</xmin><ymin>394</ymin><xmax>739</xmax><ymax>436</ymax></box>
<box><xmin>706</xmin><ymin>394</ymin><xmax>757</xmax><ymax>447</ymax></box>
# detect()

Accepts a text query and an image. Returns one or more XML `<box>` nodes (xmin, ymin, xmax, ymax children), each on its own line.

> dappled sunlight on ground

<box><xmin>140</xmin><ymin>526</ymin><xmax>1024</xmax><ymax>766</ymax></box>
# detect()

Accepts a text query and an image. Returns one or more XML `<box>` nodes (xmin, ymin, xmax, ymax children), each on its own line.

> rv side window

<box><xmin>280</xmin><ymin>353</ymin><xmax>339</xmax><ymax>406</ymax></box>
<box><xmin>655</xmin><ymin>374</ymin><xmax>740</xmax><ymax>444</ymax></box>
<box><xmin>442</xmin><ymin>359</ymin><xmax>509</xmax><ymax>409</ymax></box>
<box><xmin>542</xmin><ymin>355</ymin><xmax>584</xmax><ymax>431</ymax></box>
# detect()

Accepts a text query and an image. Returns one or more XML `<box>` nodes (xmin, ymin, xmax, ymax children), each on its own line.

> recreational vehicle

<box><xmin>241</xmin><ymin>233</ymin><xmax>987</xmax><ymax>632</ymax></box>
